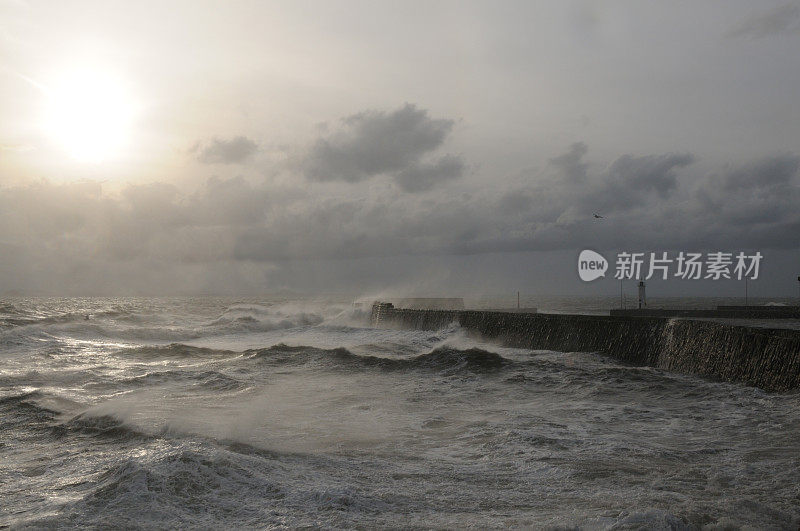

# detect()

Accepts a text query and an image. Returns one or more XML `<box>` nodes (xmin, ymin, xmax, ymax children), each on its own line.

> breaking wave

<box><xmin>115</xmin><ymin>343</ymin><xmax>239</xmax><ymax>359</ymax></box>
<box><xmin>247</xmin><ymin>343</ymin><xmax>509</xmax><ymax>373</ymax></box>
<box><xmin>53</xmin><ymin>413</ymin><xmax>152</xmax><ymax>442</ymax></box>
<box><xmin>0</xmin><ymin>391</ymin><xmax>60</xmax><ymax>430</ymax></box>
<box><xmin>0</xmin><ymin>300</ymin><xmax>349</xmax><ymax>347</ymax></box>
<box><xmin>20</xmin><ymin>444</ymin><xmax>396</xmax><ymax>529</ymax></box>
<box><xmin>4</xmin><ymin>296</ymin><xmax>800</xmax><ymax>529</ymax></box>
<box><xmin>87</xmin><ymin>368</ymin><xmax>245</xmax><ymax>392</ymax></box>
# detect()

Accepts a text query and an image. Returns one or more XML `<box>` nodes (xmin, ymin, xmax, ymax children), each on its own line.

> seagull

<box><xmin>593</xmin><ymin>213</ymin><xmax>604</xmax><ymax>219</ymax></box>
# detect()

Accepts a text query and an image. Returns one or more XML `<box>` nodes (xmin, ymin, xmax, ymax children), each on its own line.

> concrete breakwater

<box><xmin>610</xmin><ymin>306</ymin><xmax>800</xmax><ymax>319</ymax></box>
<box><xmin>370</xmin><ymin>304</ymin><xmax>800</xmax><ymax>392</ymax></box>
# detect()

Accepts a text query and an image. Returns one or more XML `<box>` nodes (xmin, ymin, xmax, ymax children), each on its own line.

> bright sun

<box><xmin>44</xmin><ymin>69</ymin><xmax>136</xmax><ymax>163</ymax></box>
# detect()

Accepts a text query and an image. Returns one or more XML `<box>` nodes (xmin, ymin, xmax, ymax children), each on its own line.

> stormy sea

<box><xmin>1</xmin><ymin>297</ymin><xmax>798</xmax><ymax>529</ymax></box>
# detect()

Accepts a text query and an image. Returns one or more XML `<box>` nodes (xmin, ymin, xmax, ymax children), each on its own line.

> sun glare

<box><xmin>44</xmin><ymin>69</ymin><xmax>136</xmax><ymax>163</ymax></box>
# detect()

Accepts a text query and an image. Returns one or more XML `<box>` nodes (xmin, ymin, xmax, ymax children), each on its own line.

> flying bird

<box><xmin>593</xmin><ymin>213</ymin><xmax>604</xmax><ymax>219</ymax></box>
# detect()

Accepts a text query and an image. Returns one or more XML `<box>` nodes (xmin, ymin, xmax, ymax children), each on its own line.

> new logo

<box><xmin>578</xmin><ymin>250</ymin><xmax>608</xmax><ymax>282</ymax></box>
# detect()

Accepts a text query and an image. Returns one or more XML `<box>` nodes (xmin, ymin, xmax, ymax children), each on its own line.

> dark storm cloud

<box><xmin>301</xmin><ymin>103</ymin><xmax>463</xmax><ymax>192</ymax></box>
<box><xmin>497</xmin><ymin>191</ymin><xmax>533</xmax><ymax>213</ymax></box>
<box><xmin>719</xmin><ymin>154</ymin><xmax>800</xmax><ymax>190</ymax></box>
<box><xmin>549</xmin><ymin>142</ymin><xmax>588</xmax><ymax>182</ymax></box>
<box><xmin>100</xmin><ymin>176</ymin><xmax>275</xmax><ymax>262</ymax></box>
<box><xmin>234</xmin><ymin>145</ymin><xmax>701</xmax><ymax>261</ymax></box>
<box><xmin>695</xmin><ymin>154</ymin><xmax>800</xmax><ymax>232</ymax></box>
<box><xmin>459</xmin><ymin>146</ymin><xmax>794</xmax><ymax>254</ymax></box>
<box><xmin>395</xmin><ymin>155</ymin><xmax>465</xmax><ymax>193</ymax></box>
<box><xmin>1</xmin><ymin>140</ymin><xmax>799</xmax><ymax>294</ymax></box>
<box><xmin>584</xmin><ymin>152</ymin><xmax>695</xmax><ymax>214</ymax></box>
<box><xmin>191</xmin><ymin>176</ymin><xmax>271</xmax><ymax>226</ymax></box>
<box><xmin>536</xmin><ymin>145</ymin><xmax>695</xmax><ymax>217</ymax></box>
<box><xmin>727</xmin><ymin>3</ymin><xmax>800</xmax><ymax>39</ymax></box>
<box><xmin>194</xmin><ymin>136</ymin><xmax>259</xmax><ymax>164</ymax></box>
<box><xmin>0</xmin><ymin>180</ymin><xmax>103</xmax><ymax>241</ymax></box>
<box><xmin>605</xmin><ymin>153</ymin><xmax>694</xmax><ymax>196</ymax></box>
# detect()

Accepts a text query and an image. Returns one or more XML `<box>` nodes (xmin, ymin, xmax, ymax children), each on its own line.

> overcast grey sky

<box><xmin>0</xmin><ymin>0</ymin><xmax>799</xmax><ymax>297</ymax></box>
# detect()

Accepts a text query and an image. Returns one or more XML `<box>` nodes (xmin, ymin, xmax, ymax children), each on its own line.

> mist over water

<box><xmin>1</xmin><ymin>297</ymin><xmax>799</xmax><ymax>529</ymax></box>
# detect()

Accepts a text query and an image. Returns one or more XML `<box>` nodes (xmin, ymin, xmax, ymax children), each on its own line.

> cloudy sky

<box><xmin>1</xmin><ymin>0</ymin><xmax>799</xmax><ymax>297</ymax></box>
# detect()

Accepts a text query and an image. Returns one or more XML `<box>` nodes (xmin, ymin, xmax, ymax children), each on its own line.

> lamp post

<box><xmin>638</xmin><ymin>280</ymin><xmax>646</xmax><ymax>309</ymax></box>
<box><xmin>745</xmin><ymin>277</ymin><xmax>748</xmax><ymax>306</ymax></box>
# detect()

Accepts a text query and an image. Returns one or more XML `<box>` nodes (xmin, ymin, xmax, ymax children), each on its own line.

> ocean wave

<box><xmin>559</xmin><ymin>509</ymin><xmax>691</xmax><ymax>530</ymax></box>
<box><xmin>0</xmin><ymin>300</ymin><xmax>360</xmax><ymax>350</ymax></box>
<box><xmin>219</xmin><ymin>302</ymin><xmax>275</xmax><ymax>316</ymax></box>
<box><xmin>0</xmin><ymin>391</ymin><xmax>59</xmax><ymax>421</ymax></box>
<box><xmin>30</xmin><ymin>448</ymin><xmax>287</xmax><ymax>528</ymax></box>
<box><xmin>205</xmin><ymin>300</ymin><xmax>362</xmax><ymax>333</ymax></box>
<box><xmin>53</xmin><ymin>413</ymin><xmax>153</xmax><ymax>442</ymax></box>
<box><xmin>412</xmin><ymin>346</ymin><xmax>507</xmax><ymax>371</ymax></box>
<box><xmin>101</xmin><ymin>369</ymin><xmax>245</xmax><ymax>392</ymax></box>
<box><xmin>116</xmin><ymin>343</ymin><xmax>239</xmax><ymax>359</ymax></box>
<box><xmin>203</xmin><ymin>312</ymin><xmax>324</xmax><ymax>334</ymax></box>
<box><xmin>1</xmin><ymin>393</ymin><xmax>162</xmax><ymax>443</ymax></box>
<box><xmin>0</xmin><ymin>301</ymin><xmax>20</xmax><ymax>314</ymax></box>
<box><xmin>0</xmin><ymin>307</ymin><xmax>329</xmax><ymax>345</ymax></box>
<box><xmin>0</xmin><ymin>391</ymin><xmax>66</xmax><ymax>438</ymax></box>
<box><xmin>0</xmin><ymin>321</ymin><xmax>204</xmax><ymax>346</ymax></box>
<box><xmin>31</xmin><ymin>445</ymin><xmax>397</xmax><ymax>528</ymax></box>
<box><xmin>350</xmin><ymin>341</ymin><xmax>420</xmax><ymax>356</ymax></box>
<box><xmin>247</xmin><ymin>343</ymin><xmax>510</xmax><ymax>373</ymax></box>
<box><xmin>0</xmin><ymin>311</ymin><xmax>108</xmax><ymax>329</ymax></box>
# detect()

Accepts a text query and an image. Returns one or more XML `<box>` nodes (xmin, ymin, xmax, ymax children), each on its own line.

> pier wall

<box><xmin>371</xmin><ymin>306</ymin><xmax>800</xmax><ymax>392</ymax></box>
<box><xmin>610</xmin><ymin>307</ymin><xmax>800</xmax><ymax>318</ymax></box>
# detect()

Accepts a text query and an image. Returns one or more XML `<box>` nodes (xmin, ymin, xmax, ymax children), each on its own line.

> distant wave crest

<box><xmin>248</xmin><ymin>343</ymin><xmax>509</xmax><ymax>373</ymax></box>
